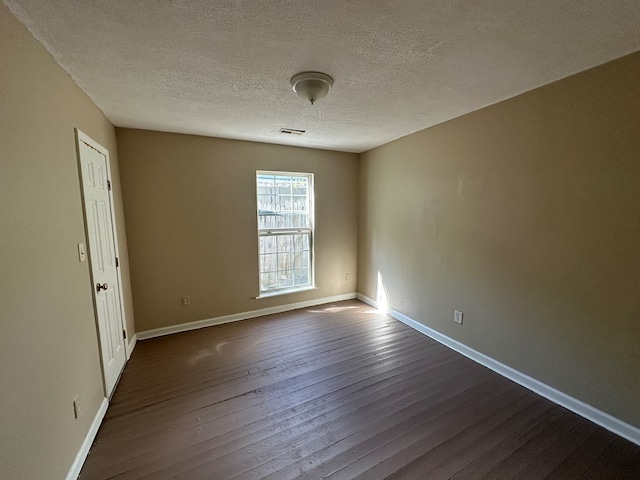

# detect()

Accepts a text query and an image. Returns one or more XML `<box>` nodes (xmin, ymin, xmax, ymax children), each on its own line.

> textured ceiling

<box><xmin>5</xmin><ymin>1</ymin><xmax>640</xmax><ymax>153</ymax></box>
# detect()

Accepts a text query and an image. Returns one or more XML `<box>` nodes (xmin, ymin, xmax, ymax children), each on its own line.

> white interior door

<box><xmin>77</xmin><ymin>131</ymin><xmax>127</xmax><ymax>398</ymax></box>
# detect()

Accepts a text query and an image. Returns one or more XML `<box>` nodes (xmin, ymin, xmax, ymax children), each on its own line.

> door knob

<box><xmin>96</xmin><ymin>283</ymin><xmax>108</xmax><ymax>292</ymax></box>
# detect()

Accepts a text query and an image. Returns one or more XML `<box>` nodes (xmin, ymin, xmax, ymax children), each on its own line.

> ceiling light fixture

<box><xmin>290</xmin><ymin>72</ymin><xmax>334</xmax><ymax>105</ymax></box>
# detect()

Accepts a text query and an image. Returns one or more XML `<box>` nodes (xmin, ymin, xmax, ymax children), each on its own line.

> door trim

<box><xmin>75</xmin><ymin>129</ymin><xmax>130</xmax><ymax>396</ymax></box>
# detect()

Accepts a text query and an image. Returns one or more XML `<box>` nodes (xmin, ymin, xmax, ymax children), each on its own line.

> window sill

<box><xmin>256</xmin><ymin>286</ymin><xmax>318</xmax><ymax>299</ymax></box>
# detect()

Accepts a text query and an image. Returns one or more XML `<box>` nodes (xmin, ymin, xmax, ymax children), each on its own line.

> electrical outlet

<box><xmin>73</xmin><ymin>396</ymin><xmax>81</xmax><ymax>419</ymax></box>
<box><xmin>182</xmin><ymin>296</ymin><xmax>190</xmax><ymax>307</ymax></box>
<box><xmin>346</xmin><ymin>273</ymin><xmax>351</xmax><ymax>282</ymax></box>
<box><xmin>454</xmin><ymin>310</ymin><xmax>464</xmax><ymax>325</ymax></box>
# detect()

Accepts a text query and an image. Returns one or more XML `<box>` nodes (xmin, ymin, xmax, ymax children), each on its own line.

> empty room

<box><xmin>1</xmin><ymin>1</ymin><xmax>639</xmax><ymax>479</ymax></box>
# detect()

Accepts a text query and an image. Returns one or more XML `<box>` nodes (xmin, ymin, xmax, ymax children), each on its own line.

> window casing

<box><xmin>256</xmin><ymin>171</ymin><xmax>314</xmax><ymax>295</ymax></box>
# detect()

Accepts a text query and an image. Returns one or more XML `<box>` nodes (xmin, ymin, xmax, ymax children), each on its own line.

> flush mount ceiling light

<box><xmin>290</xmin><ymin>72</ymin><xmax>334</xmax><ymax>105</ymax></box>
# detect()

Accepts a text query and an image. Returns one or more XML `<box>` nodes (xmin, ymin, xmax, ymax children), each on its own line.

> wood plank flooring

<box><xmin>79</xmin><ymin>300</ymin><xmax>640</xmax><ymax>479</ymax></box>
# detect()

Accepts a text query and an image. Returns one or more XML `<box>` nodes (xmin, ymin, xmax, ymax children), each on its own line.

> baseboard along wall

<box><xmin>67</xmin><ymin>335</ymin><xmax>135</xmax><ymax>479</ymax></box>
<box><xmin>65</xmin><ymin>398</ymin><xmax>108</xmax><ymax>480</ymax></box>
<box><xmin>356</xmin><ymin>293</ymin><xmax>640</xmax><ymax>447</ymax></box>
<box><xmin>137</xmin><ymin>292</ymin><xmax>357</xmax><ymax>340</ymax></box>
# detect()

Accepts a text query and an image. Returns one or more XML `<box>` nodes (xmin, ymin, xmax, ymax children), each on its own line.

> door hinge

<box><xmin>107</xmin><ymin>180</ymin><xmax>112</xmax><ymax>191</ymax></box>
<box><xmin>115</xmin><ymin>257</ymin><xmax>119</xmax><ymax>267</ymax></box>
<box><xmin>123</xmin><ymin>329</ymin><xmax>127</xmax><ymax>340</ymax></box>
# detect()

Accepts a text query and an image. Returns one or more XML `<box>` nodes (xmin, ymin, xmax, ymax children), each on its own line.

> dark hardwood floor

<box><xmin>80</xmin><ymin>300</ymin><xmax>640</xmax><ymax>479</ymax></box>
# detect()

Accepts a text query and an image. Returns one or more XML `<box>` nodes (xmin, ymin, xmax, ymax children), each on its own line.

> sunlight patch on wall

<box><xmin>377</xmin><ymin>271</ymin><xmax>389</xmax><ymax>314</ymax></box>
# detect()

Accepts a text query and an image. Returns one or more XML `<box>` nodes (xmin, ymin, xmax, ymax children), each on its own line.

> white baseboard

<box><xmin>66</xmin><ymin>337</ymin><xmax>135</xmax><ymax>478</ymax></box>
<box><xmin>356</xmin><ymin>293</ymin><xmax>640</xmax><ymax>446</ymax></box>
<box><xmin>65</xmin><ymin>397</ymin><xmax>108</xmax><ymax>480</ymax></box>
<box><xmin>125</xmin><ymin>333</ymin><xmax>137</xmax><ymax>359</ymax></box>
<box><xmin>137</xmin><ymin>292</ymin><xmax>357</xmax><ymax>340</ymax></box>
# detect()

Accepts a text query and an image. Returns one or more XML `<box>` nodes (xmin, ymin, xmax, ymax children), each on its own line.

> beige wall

<box><xmin>358</xmin><ymin>52</ymin><xmax>640</xmax><ymax>427</ymax></box>
<box><xmin>116</xmin><ymin>129</ymin><xmax>358</xmax><ymax>332</ymax></box>
<box><xmin>0</xmin><ymin>4</ymin><xmax>134</xmax><ymax>479</ymax></box>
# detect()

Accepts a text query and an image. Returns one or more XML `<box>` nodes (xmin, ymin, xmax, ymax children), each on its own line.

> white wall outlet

<box><xmin>346</xmin><ymin>273</ymin><xmax>351</xmax><ymax>282</ymax></box>
<box><xmin>73</xmin><ymin>396</ymin><xmax>81</xmax><ymax>419</ymax></box>
<box><xmin>182</xmin><ymin>296</ymin><xmax>190</xmax><ymax>307</ymax></box>
<box><xmin>454</xmin><ymin>310</ymin><xmax>464</xmax><ymax>325</ymax></box>
<box><xmin>77</xmin><ymin>243</ymin><xmax>86</xmax><ymax>262</ymax></box>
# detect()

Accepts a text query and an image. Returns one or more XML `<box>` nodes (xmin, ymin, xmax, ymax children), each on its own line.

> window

<box><xmin>256</xmin><ymin>171</ymin><xmax>314</xmax><ymax>295</ymax></box>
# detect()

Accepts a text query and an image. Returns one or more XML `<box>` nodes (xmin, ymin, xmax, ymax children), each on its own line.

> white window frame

<box><xmin>256</xmin><ymin>170</ymin><xmax>315</xmax><ymax>297</ymax></box>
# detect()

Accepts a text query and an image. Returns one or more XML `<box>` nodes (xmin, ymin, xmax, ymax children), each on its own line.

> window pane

<box><xmin>257</xmin><ymin>173</ymin><xmax>310</xmax><ymax>229</ymax></box>
<box><xmin>260</xmin><ymin>237</ymin><xmax>277</xmax><ymax>254</ymax></box>
<box><xmin>260</xmin><ymin>254</ymin><xmax>276</xmax><ymax>273</ymax></box>
<box><xmin>277</xmin><ymin>235</ymin><xmax>292</xmax><ymax>253</ymax></box>
<box><xmin>294</xmin><ymin>268</ymin><xmax>309</xmax><ymax>285</ymax></box>
<box><xmin>259</xmin><ymin>235</ymin><xmax>311</xmax><ymax>291</ymax></box>
<box><xmin>261</xmin><ymin>272</ymin><xmax>278</xmax><ymax>290</ymax></box>
<box><xmin>294</xmin><ymin>251</ymin><xmax>308</xmax><ymax>268</ymax></box>
<box><xmin>257</xmin><ymin>172</ymin><xmax>313</xmax><ymax>293</ymax></box>
<box><xmin>293</xmin><ymin>233</ymin><xmax>309</xmax><ymax>252</ymax></box>
<box><xmin>279</xmin><ymin>272</ymin><xmax>293</xmax><ymax>287</ymax></box>
<box><xmin>280</xmin><ymin>252</ymin><xmax>294</xmax><ymax>269</ymax></box>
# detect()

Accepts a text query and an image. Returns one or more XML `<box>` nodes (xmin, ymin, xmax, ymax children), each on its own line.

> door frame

<box><xmin>75</xmin><ymin>128</ymin><xmax>130</xmax><ymax>396</ymax></box>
